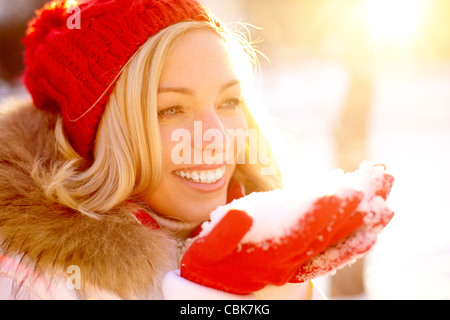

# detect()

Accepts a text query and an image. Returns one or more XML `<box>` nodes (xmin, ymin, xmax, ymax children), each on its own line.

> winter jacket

<box><xmin>0</xmin><ymin>98</ymin><xmax>324</xmax><ymax>300</ymax></box>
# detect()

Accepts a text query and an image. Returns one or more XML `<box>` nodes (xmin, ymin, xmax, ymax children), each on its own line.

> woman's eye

<box><xmin>158</xmin><ymin>106</ymin><xmax>181</xmax><ymax>118</ymax></box>
<box><xmin>219</xmin><ymin>98</ymin><xmax>243</xmax><ymax>110</ymax></box>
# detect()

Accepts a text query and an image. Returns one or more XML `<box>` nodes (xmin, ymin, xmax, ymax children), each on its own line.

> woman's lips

<box><xmin>173</xmin><ymin>165</ymin><xmax>226</xmax><ymax>184</ymax></box>
<box><xmin>172</xmin><ymin>165</ymin><xmax>227</xmax><ymax>192</ymax></box>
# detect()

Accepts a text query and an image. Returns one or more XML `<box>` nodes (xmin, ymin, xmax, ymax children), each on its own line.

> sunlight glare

<box><xmin>364</xmin><ymin>0</ymin><xmax>428</xmax><ymax>47</ymax></box>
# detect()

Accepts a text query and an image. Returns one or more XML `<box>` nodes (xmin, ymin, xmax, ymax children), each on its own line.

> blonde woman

<box><xmin>0</xmin><ymin>0</ymin><xmax>393</xmax><ymax>300</ymax></box>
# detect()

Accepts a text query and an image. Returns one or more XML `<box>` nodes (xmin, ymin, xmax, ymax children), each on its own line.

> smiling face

<box><xmin>140</xmin><ymin>30</ymin><xmax>248</xmax><ymax>223</ymax></box>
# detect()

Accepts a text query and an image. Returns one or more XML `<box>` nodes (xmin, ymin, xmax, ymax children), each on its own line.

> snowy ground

<box><xmin>365</xmin><ymin>63</ymin><xmax>450</xmax><ymax>299</ymax></box>
<box><xmin>256</xmin><ymin>60</ymin><xmax>450</xmax><ymax>300</ymax></box>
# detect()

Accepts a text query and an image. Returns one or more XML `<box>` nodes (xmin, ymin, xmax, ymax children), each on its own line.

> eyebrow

<box><xmin>158</xmin><ymin>79</ymin><xmax>240</xmax><ymax>95</ymax></box>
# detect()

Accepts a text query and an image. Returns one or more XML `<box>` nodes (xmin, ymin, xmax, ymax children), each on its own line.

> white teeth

<box><xmin>174</xmin><ymin>166</ymin><xmax>226</xmax><ymax>184</ymax></box>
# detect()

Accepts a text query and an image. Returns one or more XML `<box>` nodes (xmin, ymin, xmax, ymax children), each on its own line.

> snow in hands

<box><xmin>291</xmin><ymin>163</ymin><xmax>395</xmax><ymax>282</ymax></box>
<box><xmin>180</xmin><ymin>161</ymin><xmax>394</xmax><ymax>293</ymax></box>
<box><xmin>198</xmin><ymin>160</ymin><xmax>394</xmax><ymax>252</ymax></box>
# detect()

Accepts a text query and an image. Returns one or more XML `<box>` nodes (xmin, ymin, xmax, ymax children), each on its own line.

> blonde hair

<box><xmin>38</xmin><ymin>19</ymin><xmax>282</xmax><ymax>218</ymax></box>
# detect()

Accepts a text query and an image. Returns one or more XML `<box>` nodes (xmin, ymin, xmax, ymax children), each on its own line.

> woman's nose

<box><xmin>192</xmin><ymin>112</ymin><xmax>226</xmax><ymax>149</ymax></box>
<box><xmin>192</xmin><ymin>112</ymin><xmax>228</xmax><ymax>164</ymax></box>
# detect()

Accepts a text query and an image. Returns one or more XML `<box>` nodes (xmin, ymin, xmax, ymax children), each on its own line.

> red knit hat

<box><xmin>23</xmin><ymin>0</ymin><xmax>211</xmax><ymax>159</ymax></box>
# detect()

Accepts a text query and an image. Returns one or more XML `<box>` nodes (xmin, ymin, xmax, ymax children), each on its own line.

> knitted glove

<box><xmin>180</xmin><ymin>162</ymin><xmax>394</xmax><ymax>295</ymax></box>
<box><xmin>290</xmin><ymin>169</ymin><xmax>394</xmax><ymax>283</ymax></box>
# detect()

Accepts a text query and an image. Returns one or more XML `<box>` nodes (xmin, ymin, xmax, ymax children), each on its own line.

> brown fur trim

<box><xmin>0</xmin><ymin>99</ymin><xmax>177</xmax><ymax>299</ymax></box>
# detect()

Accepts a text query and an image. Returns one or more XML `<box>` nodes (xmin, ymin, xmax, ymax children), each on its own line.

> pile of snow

<box><xmin>198</xmin><ymin>161</ymin><xmax>393</xmax><ymax>244</ymax></box>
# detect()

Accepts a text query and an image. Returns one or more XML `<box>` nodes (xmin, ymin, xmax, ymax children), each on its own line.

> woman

<box><xmin>0</xmin><ymin>0</ymin><xmax>393</xmax><ymax>300</ymax></box>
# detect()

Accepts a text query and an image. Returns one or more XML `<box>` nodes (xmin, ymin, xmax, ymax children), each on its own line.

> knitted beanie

<box><xmin>23</xmin><ymin>0</ymin><xmax>211</xmax><ymax>159</ymax></box>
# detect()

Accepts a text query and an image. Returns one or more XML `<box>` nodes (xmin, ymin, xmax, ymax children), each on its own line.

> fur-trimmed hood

<box><xmin>0</xmin><ymin>99</ymin><xmax>178</xmax><ymax>299</ymax></box>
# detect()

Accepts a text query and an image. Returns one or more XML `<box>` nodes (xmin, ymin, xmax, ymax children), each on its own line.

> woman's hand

<box><xmin>180</xmin><ymin>163</ymin><xmax>394</xmax><ymax>295</ymax></box>
<box><xmin>291</xmin><ymin>172</ymin><xmax>394</xmax><ymax>283</ymax></box>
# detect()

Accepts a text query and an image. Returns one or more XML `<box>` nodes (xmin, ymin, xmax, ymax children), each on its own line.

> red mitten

<box><xmin>180</xmin><ymin>162</ymin><xmax>394</xmax><ymax>295</ymax></box>
<box><xmin>180</xmin><ymin>189</ymin><xmax>365</xmax><ymax>295</ymax></box>
<box><xmin>291</xmin><ymin>166</ymin><xmax>394</xmax><ymax>282</ymax></box>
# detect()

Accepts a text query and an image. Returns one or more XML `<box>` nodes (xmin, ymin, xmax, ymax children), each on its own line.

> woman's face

<box><xmin>141</xmin><ymin>30</ymin><xmax>247</xmax><ymax>224</ymax></box>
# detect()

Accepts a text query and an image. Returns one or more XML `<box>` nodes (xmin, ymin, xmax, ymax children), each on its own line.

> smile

<box><xmin>173</xmin><ymin>166</ymin><xmax>226</xmax><ymax>184</ymax></box>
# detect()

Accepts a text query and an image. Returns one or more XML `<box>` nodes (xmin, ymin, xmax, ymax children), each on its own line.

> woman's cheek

<box><xmin>160</xmin><ymin>124</ymin><xmax>189</xmax><ymax>167</ymax></box>
<box><xmin>223</xmin><ymin>113</ymin><xmax>248</xmax><ymax>163</ymax></box>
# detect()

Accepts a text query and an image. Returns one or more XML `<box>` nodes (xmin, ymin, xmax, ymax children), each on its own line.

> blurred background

<box><xmin>1</xmin><ymin>0</ymin><xmax>450</xmax><ymax>299</ymax></box>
